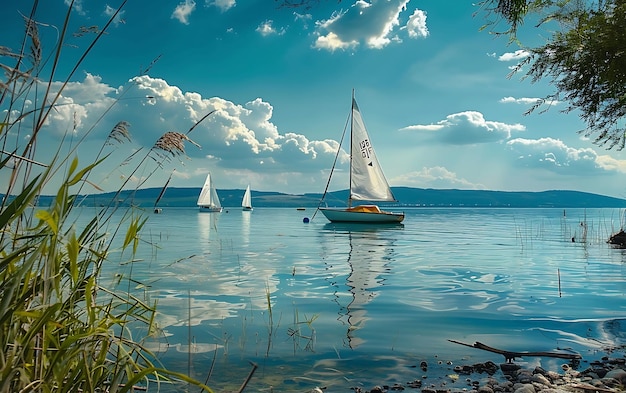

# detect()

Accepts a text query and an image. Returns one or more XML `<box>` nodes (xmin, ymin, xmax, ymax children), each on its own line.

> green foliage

<box><xmin>479</xmin><ymin>0</ymin><xmax>626</xmax><ymax>150</ymax></box>
<box><xmin>0</xmin><ymin>2</ymin><xmax>213</xmax><ymax>392</ymax></box>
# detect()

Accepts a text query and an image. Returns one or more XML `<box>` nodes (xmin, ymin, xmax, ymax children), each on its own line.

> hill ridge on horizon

<box><xmin>27</xmin><ymin>186</ymin><xmax>626</xmax><ymax>209</ymax></box>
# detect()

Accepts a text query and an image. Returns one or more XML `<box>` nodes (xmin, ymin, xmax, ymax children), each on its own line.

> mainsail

<box><xmin>349</xmin><ymin>98</ymin><xmax>396</xmax><ymax>202</ymax></box>
<box><xmin>242</xmin><ymin>185</ymin><xmax>252</xmax><ymax>209</ymax></box>
<box><xmin>197</xmin><ymin>174</ymin><xmax>213</xmax><ymax>206</ymax></box>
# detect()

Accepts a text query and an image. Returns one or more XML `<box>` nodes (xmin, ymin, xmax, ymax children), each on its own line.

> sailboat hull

<box><xmin>320</xmin><ymin>206</ymin><xmax>404</xmax><ymax>223</ymax></box>
<box><xmin>199</xmin><ymin>206</ymin><xmax>223</xmax><ymax>213</ymax></box>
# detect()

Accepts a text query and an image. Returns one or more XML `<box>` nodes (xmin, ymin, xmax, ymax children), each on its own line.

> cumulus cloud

<box><xmin>400</xmin><ymin>111</ymin><xmax>525</xmax><ymax>145</ymax></box>
<box><xmin>12</xmin><ymin>73</ymin><xmax>119</xmax><ymax>138</ymax></box>
<box><xmin>404</xmin><ymin>9</ymin><xmax>428</xmax><ymax>38</ymax></box>
<box><xmin>506</xmin><ymin>137</ymin><xmax>619</xmax><ymax>174</ymax></box>
<box><xmin>392</xmin><ymin>166</ymin><xmax>485</xmax><ymax>189</ymax></box>
<box><xmin>314</xmin><ymin>0</ymin><xmax>426</xmax><ymax>51</ymax></box>
<box><xmin>8</xmin><ymin>74</ymin><xmax>348</xmax><ymax>192</ymax></box>
<box><xmin>103</xmin><ymin>75</ymin><xmax>339</xmax><ymax>173</ymax></box>
<box><xmin>498</xmin><ymin>50</ymin><xmax>530</xmax><ymax>61</ymax></box>
<box><xmin>207</xmin><ymin>0</ymin><xmax>235</xmax><ymax>12</ymax></box>
<box><xmin>256</xmin><ymin>20</ymin><xmax>285</xmax><ymax>36</ymax></box>
<box><xmin>172</xmin><ymin>0</ymin><xmax>196</xmax><ymax>24</ymax></box>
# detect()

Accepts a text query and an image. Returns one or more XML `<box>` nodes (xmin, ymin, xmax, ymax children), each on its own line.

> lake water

<box><xmin>86</xmin><ymin>206</ymin><xmax>626</xmax><ymax>392</ymax></box>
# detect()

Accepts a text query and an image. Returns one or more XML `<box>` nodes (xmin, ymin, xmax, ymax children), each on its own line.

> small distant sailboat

<box><xmin>242</xmin><ymin>185</ymin><xmax>253</xmax><ymax>211</ymax></box>
<box><xmin>318</xmin><ymin>91</ymin><xmax>404</xmax><ymax>223</ymax></box>
<box><xmin>197</xmin><ymin>173</ymin><xmax>223</xmax><ymax>213</ymax></box>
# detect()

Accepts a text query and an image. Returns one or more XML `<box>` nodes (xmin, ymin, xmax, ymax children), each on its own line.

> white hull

<box><xmin>320</xmin><ymin>206</ymin><xmax>404</xmax><ymax>223</ymax></box>
<box><xmin>199</xmin><ymin>206</ymin><xmax>223</xmax><ymax>213</ymax></box>
<box><xmin>242</xmin><ymin>206</ymin><xmax>253</xmax><ymax>211</ymax></box>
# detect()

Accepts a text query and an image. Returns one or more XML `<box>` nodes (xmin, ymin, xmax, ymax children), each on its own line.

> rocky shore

<box><xmin>346</xmin><ymin>353</ymin><xmax>626</xmax><ymax>393</ymax></box>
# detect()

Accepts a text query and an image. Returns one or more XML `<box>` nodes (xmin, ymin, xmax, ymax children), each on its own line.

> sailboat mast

<box><xmin>348</xmin><ymin>89</ymin><xmax>355</xmax><ymax>209</ymax></box>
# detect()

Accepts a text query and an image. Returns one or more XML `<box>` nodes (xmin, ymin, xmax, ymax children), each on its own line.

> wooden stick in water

<box><xmin>448</xmin><ymin>340</ymin><xmax>581</xmax><ymax>362</ymax></box>
<box><xmin>558</xmin><ymin>268</ymin><xmax>562</xmax><ymax>297</ymax></box>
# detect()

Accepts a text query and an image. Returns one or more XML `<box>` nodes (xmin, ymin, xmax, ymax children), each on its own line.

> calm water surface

<box><xmin>86</xmin><ymin>207</ymin><xmax>626</xmax><ymax>392</ymax></box>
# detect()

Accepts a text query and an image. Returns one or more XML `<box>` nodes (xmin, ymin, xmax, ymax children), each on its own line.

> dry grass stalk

<box><xmin>107</xmin><ymin>120</ymin><xmax>132</xmax><ymax>145</ymax></box>
<box><xmin>24</xmin><ymin>15</ymin><xmax>41</xmax><ymax>65</ymax></box>
<box><xmin>152</xmin><ymin>131</ymin><xmax>200</xmax><ymax>161</ymax></box>
<box><xmin>73</xmin><ymin>25</ymin><xmax>103</xmax><ymax>37</ymax></box>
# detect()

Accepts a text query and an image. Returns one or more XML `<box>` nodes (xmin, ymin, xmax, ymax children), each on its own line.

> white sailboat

<box><xmin>319</xmin><ymin>91</ymin><xmax>404</xmax><ymax>223</ymax></box>
<box><xmin>197</xmin><ymin>173</ymin><xmax>223</xmax><ymax>213</ymax></box>
<box><xmin>242</xmin><ymin>185</ymin><xmax>253</xmax><ymax>211</ymax></box>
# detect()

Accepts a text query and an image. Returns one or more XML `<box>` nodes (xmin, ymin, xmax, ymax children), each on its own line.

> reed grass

<box><xmin>1</xmin><ymin>2</ymin><xmax>213</xmax><ymax>392</ymax></box>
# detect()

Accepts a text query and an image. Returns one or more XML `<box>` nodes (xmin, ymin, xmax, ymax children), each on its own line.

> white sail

<box><xmin>197</xmin><ymin>173</ymin><xmax>222</xmax><ymax>211</ymax></box>
<box><xmin>242</xmin><ymin>185</ymin><xmax>252</xmax><ymax>209</ymax></box>
<box><xmin>349</xmin><ymin>98</ymin><xmax>396</xmax><ymax>202</ymax></box>
<box><xmin>210</xmin><ymin>186</ymin><xmax>222</xmax><ymax>209</ymax></box>
<box><xmin>197</xmin><ymin>174</ymin><xmax>213</xmax><ymax>206</ymax></box>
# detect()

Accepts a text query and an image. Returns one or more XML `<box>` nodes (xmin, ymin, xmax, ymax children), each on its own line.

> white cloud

<box><xmin>500</xmin><ymin>96</ymin><xmax>560</xmax><ymax>106</ymax></box>
<box><xmin>256</xmin><ymin>20</ymin><xmax>285</xmax><ymax>37</ymax></box>
<box><xmin>172</xmin><ymin>0</ymin><xmax>196</xmax><ymax>25</ymax></box>
<box><xmin>506</xmin><ymin>137</ymin><xmax>626</xmax><ymax>174</ymax></box>
<box><xmin>595</xmin><ymin>154</ymin><xmax>626</xmax><ymax>173</ymax></box>
<box><xmin>112</xmin><ymin>76</ymin><xmax>339</xmax><ymax>173</ymax></box>
<box><xmin>294</xmin><ymin>12</ymin><xmax>313</xmax><ymax>29</ymax></box>
<box><xmin>7</xmin><ymin>74</ymin><xmax>347</xmax><ymax>192</ymax></box>
<box><xmin>401</xmin><ymin>111</ymin><xmax>525</xmax><ymax>145</ymax></box>
<box><xmin>498</xmin><ymin>50</ymin><xmax>530</xmax><ymax>61</ymax></box>
<box><xmin>404</xmin><ymin>9</ymin><xmax>428</xmax><ymax>38</ymax></box>
<box><xmin>23</xmin><ymin>73</ymin><xmax>119</xmax><ymax>137</ymax></box>
<box><xmin>207</xmin><ymin>0</ymin><xmax>235</xmax><ymax>12</ymax></box>
<box><xmin>103</xmin><ymin>5</ymin><xmax>125</xmax><ymax>26</ymax></box>
<box><xmin>393</xmin><ymin>166</ymin><xmax>485</xmax><ymax>189</ymax></box>
<box><xmin>313</xmin><ymin>0</ymin><xmax>415</xmax><ymax>51</ymax></box>
<box><xmin>65</xmin><ymin>0</ymin><xmax>85</xmax><ymax>15</ymax></box>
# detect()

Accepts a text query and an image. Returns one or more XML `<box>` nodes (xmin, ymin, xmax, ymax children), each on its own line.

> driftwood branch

<box><xmin>448</xmin><ymin>340</ymin><xmax>582</xmax><ymax>363</ymax></box>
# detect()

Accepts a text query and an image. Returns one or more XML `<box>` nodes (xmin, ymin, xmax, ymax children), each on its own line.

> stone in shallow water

<box><xmin>604</xmin><ymin>369</ymin><xmax>626</xmax><ymax>385</ymax></box>
<box><xmin>501</xmin><ymin>363</ymin><xmax>522</xmax><ymax>375</ymax></box>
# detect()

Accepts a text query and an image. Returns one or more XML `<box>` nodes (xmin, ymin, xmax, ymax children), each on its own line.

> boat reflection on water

<box><xmin>197</xmin><ymin>208</ymin><xmax>219</xmax><ymax>245</ymax></box>
<box><xmin>322</xmin><ymin>222</ymin><xmax>402</xmax><ymax>348</ymax></box>
<box><xmin>241</xmin><ymin>208</ymin><xmax>251</xmax><ymax>247</ymax></box>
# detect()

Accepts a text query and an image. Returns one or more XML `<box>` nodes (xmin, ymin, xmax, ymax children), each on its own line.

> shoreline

<box><xmin>345</xmin><ymin>349</ymin><xmax>626</xmax><ymax>393</ymax></box>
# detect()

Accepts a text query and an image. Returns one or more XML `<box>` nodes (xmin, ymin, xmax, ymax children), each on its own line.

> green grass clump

<box><xmin>0</xmin><ymin>2</ymin><xmax>211</xmax><ymax>392</ymax></box>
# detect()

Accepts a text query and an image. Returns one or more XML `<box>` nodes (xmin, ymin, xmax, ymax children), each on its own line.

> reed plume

<box><xmin>106</xmin><ymin>120</ymin><xmax>132</xmax><ymax>145</ymax></box>
<box><xmin>152</xmin><ymin>131</ymin><xmax>201</xmax><ymax>161</ymax></box>
<box><xmin>24</xmin><ymin>15</ymin><xmax>41</xmax><ymax>65</ymax></box>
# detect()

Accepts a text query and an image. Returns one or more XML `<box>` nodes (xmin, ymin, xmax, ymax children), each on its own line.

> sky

<box><xmin>3</xmin><ymin>0</ymin><xmax>626</xmax><ymax>199</ymax></box>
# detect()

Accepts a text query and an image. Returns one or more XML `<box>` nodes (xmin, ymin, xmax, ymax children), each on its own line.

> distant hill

<box><xmin>32</xmin><ymin>186</ymin><xmax>626</xmax><ymax>209</ymax></box>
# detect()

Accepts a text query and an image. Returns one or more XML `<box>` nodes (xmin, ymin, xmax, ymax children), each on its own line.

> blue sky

<box><xmin>3</xmin><ymin>0</ymin><xmax>626</xmax><ymax>199</ymax></box>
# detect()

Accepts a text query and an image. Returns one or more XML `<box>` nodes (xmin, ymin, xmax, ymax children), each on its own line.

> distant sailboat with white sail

<box><xmin>242</xmin><ymin>185</ymin><xmax>253</xmax><ymax>211</ymax></box>
<box><xmin>197</xmin><ymin>173</ymin><xmax>222</xmax><ymax>213</ymax></box>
